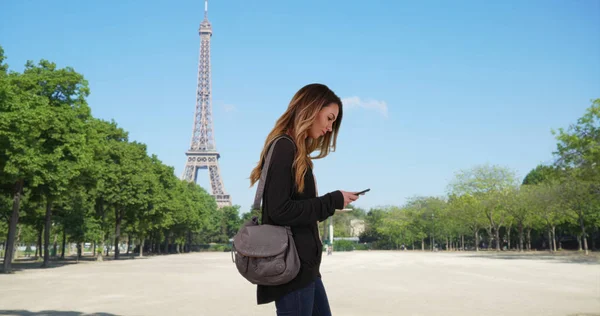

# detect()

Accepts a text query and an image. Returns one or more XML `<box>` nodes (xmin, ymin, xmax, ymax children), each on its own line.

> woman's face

<box><xmin>308</xmin><ymin>103</ymin><xmax>339</xmax><ymax>140</ymax></box>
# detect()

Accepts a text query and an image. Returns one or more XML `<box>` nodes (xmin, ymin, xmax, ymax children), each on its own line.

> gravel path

<box><xmin>1</xmin><ymin>251</ymin><xmax>599</xmax><ymax>316</ymax></box>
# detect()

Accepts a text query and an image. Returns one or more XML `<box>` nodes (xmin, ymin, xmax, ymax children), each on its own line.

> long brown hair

<box><xmin>250</xmin><ymin>83</ymin><xmax>343</xmax><ymax>193</ymax></box>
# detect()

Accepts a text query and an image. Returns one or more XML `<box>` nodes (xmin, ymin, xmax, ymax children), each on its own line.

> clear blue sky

<box><xmin>2</xmin><ymin>0</ymin><xmax>599</xmax><ymax>214</ymax></box>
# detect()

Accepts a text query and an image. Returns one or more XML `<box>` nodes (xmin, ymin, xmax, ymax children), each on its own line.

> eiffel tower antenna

<box><xmin>204</xmin><ymin>0</ymin><xmax>208</xmax><ymax>19</ymax></box>
<box><xmin>182</xmin><ymin>0</ymin><xmax>232</xmax><ymax>208</ymax></box>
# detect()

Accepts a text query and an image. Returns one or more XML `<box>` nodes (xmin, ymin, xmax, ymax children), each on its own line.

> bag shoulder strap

<box><xmin>252</xmin><ymin>134</ymin><xmax>296</xmax><ymax>211</ymax></box>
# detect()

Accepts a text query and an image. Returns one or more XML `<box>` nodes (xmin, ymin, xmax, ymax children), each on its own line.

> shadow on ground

<box><xmin>0</xmin><ymin>254</ymin><xmax>148</xmax><ymax>274</ymax></box>
<box><xmin>0</xmin><ymin>310</ymin><xmax>120</xmax><ymax>316</ymax></box>
<box><xmin>465</xmin><ymin>251</ymin><xmax>600</xmax><ymax>265</ymax></box>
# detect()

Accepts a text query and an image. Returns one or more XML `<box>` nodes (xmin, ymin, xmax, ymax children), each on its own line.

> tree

<box><xmin>376</xmin><ymin>207</ymin><xmax>409</xmax><ymax>250</ymax></box>
<box><xmin>558</xmin><ymin>174</ymin><xmax>599</xmax><ymax>255</ymax></box>
<box><xmin>0</xmin><ymin>46</ymin><xmax>247</xmax><ymax>266</ymax></box>
<box><xmin>522</xmin><ymin>164</ymin><xmax>559</xmax><ymax>185</ymax></box>
<box><xmin>15</xmin><ymin>60</ymin><xmax>93</xmax><ymax>268</ymax></box>
<box><xmin>360</xmin><ymin>208</ymin><xmax>389</xmax><ymax>248</ymax></box>
<box><xmin>553</xmin><ymin>99</ymin><xmax>600</xmax><ymax>182</ymax></box>
<box><xmin>0</xmin><ymin>55</ymin><xmax>68</xmax><ymax>272</ymax></box>
<box><xmin>506</xmin><ymin>185</ymin><xmax>536</xmax><ymax>252</ymax></box>
<box><xmin>221</xmin><ymin>206</ymin><xmax>242</xmax><ymax>238</ymax></box>
<box><xmin>448</xmin><ymin>193</ymin><xmax>486</xmax><ymax>251</ymax></box>
<box><xmin>402</xmin><ymin>206</ymin><xmax>428</xmax><ymax>250</ymax></box>
<box><xmin>0</xmin><ymin>46</ymin><xmax>8</xmax><ymax>74</ymax></box>
<box><xmin>106</xmin><ymin>141</ymin><xmax>151</xmax><ymax>260</ymax></box>
<box><xmin>530</xmin><ymin>182</ymin><xmax>564</xmax><ymax>252</ymax></box>
<box><xmin>448</xmin><ymin>164</ymin><xmax>519</xmax><ymax>251</ymax></box>
<box><xmin>552</xmin><ymin>99</ymin><xmax>600</xmax><ymax>255</ymax></box>
<box><xmin>85</xmin><ymin>118</ymin><xmax>128</xmax><ymax>260</ymax></box>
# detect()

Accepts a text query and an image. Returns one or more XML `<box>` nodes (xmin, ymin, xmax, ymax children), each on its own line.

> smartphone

<box><xmin>355</xmin><ymin>188</ymin><xmax>370</xmax><ymax>195</ymax></box>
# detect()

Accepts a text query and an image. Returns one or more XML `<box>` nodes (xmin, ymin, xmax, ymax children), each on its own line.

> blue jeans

<box><xmin>275</xmin><ymin>277</ymin><xmax>332</xmax><ymax>316</ymax></box>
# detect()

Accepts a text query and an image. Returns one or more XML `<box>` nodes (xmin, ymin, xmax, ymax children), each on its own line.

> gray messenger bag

<box><xmin>231</xmin><ymin>135</ymin><xmax>300</xmax><ymax>286</ymax></box>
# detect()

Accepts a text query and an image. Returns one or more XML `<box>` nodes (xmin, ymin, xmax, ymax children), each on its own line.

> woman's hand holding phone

<box><xmin>339</xmin><ymin>189</ymin><xmax>369</xmax><ymax>208</ymax></box>
<box><xmin>340</xmin><ymin>190</ymin><xmax>359</xmax><ymax>207</ymax></box>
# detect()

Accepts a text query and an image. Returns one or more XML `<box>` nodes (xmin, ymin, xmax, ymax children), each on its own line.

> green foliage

<box><xmin>551</xmin><ymin>99</ymin><xmax>600</xmax><ymax>254</ymax></box>
<box><xmin>0</xmin><ymin>46</ymin><xmax>8</xmax><ymax>74</ymax></box>
<box><xmin>553</xmin><ymin>99</ymin><xmax>600</xmax><ymax>180</ymax></box>
<box><xmin>210</xmin><ymin>244</ymin><xmax>232</xmax><ymax>252</ymax></box>
<box><xmin>354</xmin><ymin>243</ymin><xmax>369</xmax><ymax>250</ymax></box>
<box><xmin>0</xmin><ymin>47</ymin><xmax>223</xmax><ymax>267</ymax></box>
<box><xmin>522</xmin><ymin>164</ymin><xmax>560</xmax><ymax>185</ymax></box>
<box><xmin>333</xmin><ymin>239</ymin><xmax>355</xmax><ymax>251</ymax></box>
<box><xmin>1</xmin><ymin>45</ymin><xmax>598</xmax><ymax>266</ymax></box>
<box><xmin>221</xmin><ymin>205</ymin><xmax>242</xmax><ymax>238</ymax></box>
<box><xmin>241</xmin><ymin>208</ymin><xmax>261</xmax><ymax>223</ymax></box>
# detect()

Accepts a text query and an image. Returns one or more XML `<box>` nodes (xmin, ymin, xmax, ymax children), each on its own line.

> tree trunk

<box><xmin>577</xmin><ymin>234</ymin><xmax>582</xmax><ymax>251</ymax></box>
<box><xmin>36</xmin><ymin>226</ymin><xmax>42</xmax><ymax>258</ymax></box>
<box><xmin>580</xmin><ymin>218</ymin><xmax>589</xmax><ymax>255</ymax></box>
<box><xmin>114</xmin><ymin>208</ymin><xmax>122</xmax><ymax>260</ymax></box>
<box><xmin>187</xmin><ymin>230</ymin><xmax>192</xmax><ymax>253</ymax></box>
<box><xmin>41</xmin><ymin>198</ymin><xmax>53</xmax><ymax>268</ymax></box>
<box><xmin>52</xmin><ymin>234</ymin><xmax>57</xmax><ymax>259</ymax></box>
<box><xmin>60</xmin><ymin>228</ymin><xmax>66</xmax><ymax>259</ymax></box>
<box><xmin>139</xmin><ymin>238</ymin><xmax>144</xmax><ymax>258</ymax></box>
<box><xmin>2</xmin><ymin>180</ymin><xmax>24</xmax><ymax>274</ymax></box>
<box><xmin>126</xmin><ymin>236</ymin><xmax>130</xmax><ymax>255</ymax></box>
<box><xmin>559</xmin><ymin>238</ymin><xmax>563</xmax><ymax>251</ymax></box>
<box><xmin>92</xmin><ymin>242</ymin><xmax>96</xmax><ymax>258</ymax></box>
<box><xmin>421</xmin><ymin>238</ymin><xmax>425</xmax><ymax>251</ymax></box>
<box><xmin>547</xmin><ymin>229</ymin><xmax>553</xmax><ymax>253</ymax></box>
<box><xmin>591</xmin><ymin>227</ymin><xmax>597</xmax><ymax>250</ymax></box>
<box><xmin>495</xmin><ymin>226</ymin><xmax>501</xmax><ymax>251</ymax></box>
<box><xmin>445</xmin><ymin>236</ymin><xmax>449</xmax><ymax>251</ymax></box>
<box><xmin>518</xmin><ymin>223</ymin><xmax>524</xmax><ymax>252</ymax></box>
<box><xmin>104</xmin><ymin>232</ymin><xmax>109</xmax><ymax>257</ymax></box>
<box><xmin>527</xmin><ymin>228</ymin><xmax>532</xmax><ymax>251</ymax></box>
<box><xmin>177</xmin><ymin>243</ymin><xmax>181</xmax><ymax>254</ymax></box>
<box><xmin>461</xmin><ymin>235</ymin><xmax>465</xmax><ymax>251</ymax></box>
<box><xmin>14</xmin><ymin>225</ymin><xmax>21</xmax><ymax>260</ymax></box>
<box><xmin>97</xmin><ymin>241</ymin><xmax>104</xmax><ymax>262</ymax></box>
<box><xmin>507</xmin><ymin>227</ymin><xmax>511</xmax><ymax>251</ymax></box>
<box><xmin>552</xmin><ymin>226</ymin><xmax>557</xmax><ymax>252</ymax></box>
<box><xmin>164</xmin><ymin>231</ymin><xmax>169</xmax><ymax>254</ymax></box>
<box><xmin>475</xmin><ymin>230</ymin><xmax>479</xmax><ymax>252</ymax></box>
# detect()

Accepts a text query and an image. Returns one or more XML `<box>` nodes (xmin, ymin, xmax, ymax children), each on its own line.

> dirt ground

<box><xmin>1</xmin><ymin>251</ymin><xmax>599</xmax><ymax>316</ymax></box>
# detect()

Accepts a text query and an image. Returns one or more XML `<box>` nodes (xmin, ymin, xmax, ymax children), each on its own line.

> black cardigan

<box><xmin>256</xmin><ymin>135</ymin><xmax>344</xmax><ymax>305</ymax></box>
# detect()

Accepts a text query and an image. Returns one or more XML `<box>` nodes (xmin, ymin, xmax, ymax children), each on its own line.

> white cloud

<box><xmin>342</xmin><ymin>96</ymin><xmax>388</xmax><ymax>118</ymax></box>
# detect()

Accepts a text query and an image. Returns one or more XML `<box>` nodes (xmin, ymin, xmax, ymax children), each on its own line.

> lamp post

<box><xmin>431</xmin><ymin>213</ymin><xmax>435</xmax><ymax>251</ymax></box>
<box><xmin>328</xmin><ymin>208</ymin><xmax>352</xmax><ymax>255</ymax></box>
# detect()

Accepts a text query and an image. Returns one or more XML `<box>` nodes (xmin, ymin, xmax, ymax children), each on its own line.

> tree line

<box><xmin>2</xmin><ymin>46</ymin><xmax>598</xmax><ymax>276</ymax></box>
<box><xmin>0</xmin><ymin>47</ymin><xmax>244</xmax><ymax>273</ymax></box>
<box><xmin>352</xmin><ymin>99</ymin><xmax>600</xmax><ymax>255</ymax></box>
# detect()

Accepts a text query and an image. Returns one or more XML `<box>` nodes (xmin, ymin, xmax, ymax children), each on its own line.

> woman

<box><xmin>249</xmin><ymin>83</ymin><xmax>359</xmax><ymax>315</ymax></box>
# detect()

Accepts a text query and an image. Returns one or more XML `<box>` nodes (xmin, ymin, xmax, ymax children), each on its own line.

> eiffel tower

<box><xmin>182</xmin><ymin>0</ymin><xmax>231</xmax><ymax>208</ymax></box>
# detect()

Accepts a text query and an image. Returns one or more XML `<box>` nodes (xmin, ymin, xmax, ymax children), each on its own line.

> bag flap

<box><xmin>234</xmin><ymin>225</ymin><xmax>289</xmax><ymax>257</ymax></box>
